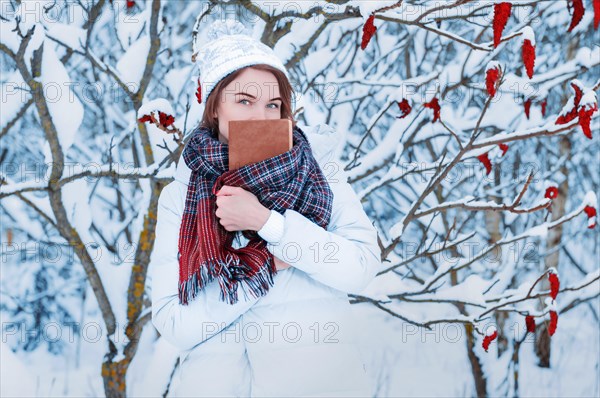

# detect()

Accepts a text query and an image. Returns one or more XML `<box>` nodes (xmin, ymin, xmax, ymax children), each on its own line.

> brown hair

<box><xmin>199</xmin><ymin>64</ymin><xmax>297</xmax><ymax>135</ymax></box>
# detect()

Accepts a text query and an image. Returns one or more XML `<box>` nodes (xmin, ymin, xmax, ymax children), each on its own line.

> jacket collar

<box><xmin>173</xmin><ymin>123</ymin><xmax>341</xmax><ymax>186</ymax></box>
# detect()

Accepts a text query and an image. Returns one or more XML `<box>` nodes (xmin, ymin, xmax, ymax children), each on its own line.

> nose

<box><xmin>250</xmin><ymin>108</ymin><xmax>268</xmax><ymax>120</ymax></box>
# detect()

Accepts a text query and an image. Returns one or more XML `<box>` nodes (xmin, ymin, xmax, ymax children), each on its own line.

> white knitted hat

<box><xmin>194</xmin><ymin>19</ymin><xmax>290</xmax><ymax>104</ymax></box>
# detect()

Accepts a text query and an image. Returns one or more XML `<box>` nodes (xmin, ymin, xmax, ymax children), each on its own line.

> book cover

<box><xmin>228</xmin><ymin>119</ymin><xmax>293</xmax><ymax>170</ymax></box>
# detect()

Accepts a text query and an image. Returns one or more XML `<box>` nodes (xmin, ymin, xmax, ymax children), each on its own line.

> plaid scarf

<box><xmin>178</xmin><ymin>125</ymin><xmax>334</xmax><ymax>305</ymax></box>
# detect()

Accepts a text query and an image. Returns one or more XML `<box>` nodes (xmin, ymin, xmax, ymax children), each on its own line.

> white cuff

<box><xmin>257</xmin><ymin>210</ymin><xmax>285</xmax><ymax>244</ymax></box>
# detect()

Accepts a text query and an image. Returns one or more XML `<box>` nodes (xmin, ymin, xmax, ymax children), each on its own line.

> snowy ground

<box><xmin>2</xmin><ymin>298</ymin><xmax>598</xmax><ymax>397</ymax></box>
<box><xmin>352</xmin><ymin>300</ymin><xmax>600</xmax><ymax>397</ymax></box>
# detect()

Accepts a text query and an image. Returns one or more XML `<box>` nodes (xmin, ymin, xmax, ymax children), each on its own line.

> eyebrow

<box><xmin>235</xmin><ymin>92</ymin><xmax>282</xmax><ymax>102</ymax></box>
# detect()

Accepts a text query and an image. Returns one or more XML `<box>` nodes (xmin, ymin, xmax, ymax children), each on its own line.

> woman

<box><xmin>150</xmin><ymin>19</ymin><xmax>381</xmax><ymax>397</ymax></box>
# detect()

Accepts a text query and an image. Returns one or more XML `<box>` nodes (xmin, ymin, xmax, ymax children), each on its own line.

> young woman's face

<box><xmin>213</xmin><ymin>67</ymin><xmax>283</xmax><ymax>144</ymax></box>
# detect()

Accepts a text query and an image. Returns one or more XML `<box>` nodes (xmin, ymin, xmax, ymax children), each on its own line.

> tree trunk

<box><xmin>451</xmin><ymin>268</ymin><xmax>487</xmax><ymax>397</ymax></box>
<box><xmin>512</xmin><ymin>340</ymin><xmax>522</xmax><ymax>397</ymax></box>
<box><xmin>535</xmin><ymin>134</ymin><xmax>570</xmax><ymax>367</ymax></box>
<box><xmin>102</xmin><ymin>358</ymin><xmax>130</xmax><ymax>398</ymax></box>
<box><xmin>466</xmin><ymin>323</ymin><xmax>488</xmax><ymax>397</ymax></box>
<box><xmin>535</xmin><ymin>34</ymin><xmax>578</xmax><ymax>367</ymax></box>
<box><xmin>485</xmin><ymin>166</ymin><xmax>508</xmax><ymax>355</ymax></box>
<box><xmin>101</xmin><ymin>180</ymin><xmax>164</xmax><ymax>397</ymax></box>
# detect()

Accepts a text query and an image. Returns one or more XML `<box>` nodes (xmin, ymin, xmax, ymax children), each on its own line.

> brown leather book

<box><xmin>228</xmin><ymin>119</ymin><xmax>293</xmax><ymax>170</ymax></box>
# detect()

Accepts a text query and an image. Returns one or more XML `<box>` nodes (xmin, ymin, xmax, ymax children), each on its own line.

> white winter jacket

<box><xmin>150</xmin><ymin>123</ymin><xmax>381</xmax><ymax>397</ymax></box>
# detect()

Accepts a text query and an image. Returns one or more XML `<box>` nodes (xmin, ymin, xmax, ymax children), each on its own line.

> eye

<box><xmin>238</xmin><ymin>99</ymin><xmax>251</xmax><ymax>105</ymax></box>
<box><xmin>268</xmin><ymin>103</ymin><xmax>280</xmax><ymax>109</ymax></box>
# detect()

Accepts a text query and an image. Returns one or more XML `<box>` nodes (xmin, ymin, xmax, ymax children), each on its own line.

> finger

<box><xmin>217</xmin><ymin>185</ymin><xmax>243</xmax><ymax>196</ymax></box>
<box><xmin>216</xmin><ymin>185</ymin><xmax>233</xmax><ymax>196</ymax></box>
<box><xmin>215</xmin><ymin>196</ymin><xmax>230</xmax><ymax>208</ymax></box>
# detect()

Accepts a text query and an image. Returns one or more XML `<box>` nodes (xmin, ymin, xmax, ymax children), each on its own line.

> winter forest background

<box><xmin>1</xmin><ymin>0</ymin><xmax>599</xmax><ymax>397</ymax></box>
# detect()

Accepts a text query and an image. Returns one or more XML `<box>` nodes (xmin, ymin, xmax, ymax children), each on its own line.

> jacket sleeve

<box><xmin>264</xmin><ymin>164</ymin><xmax>382</xmax><ymax>295</ymax></box>
<box><xmin>150</xmin><ymin>182</ymin><xmax>260</xmax><ymax>352</ymax></box>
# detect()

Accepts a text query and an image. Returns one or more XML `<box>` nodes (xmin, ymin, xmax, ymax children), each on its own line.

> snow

<box><xmin>273</xmin><ymin>18</ymin><xmax>323</xmax><ymax>66</ymax></box>
<box><xmin>417</xmin><ymin>274</ymin><xmax>490</xmax><ymax>307</ymax></box>
<box><xmin>544</xmin><ymin>297</ymin><xmax>557</xmax><ymax>310</ymax></box>
<box><xmin>40</xmin><ymin>40</ymin><xmax>84</xmax><ymax>158</ymax></box>
<box><xmin>303</xmin><ymin>47</ymin><xmax>337</xmax><ymax>81</ymax></box>
<box><xmin>517</xmin><ymin>309</ymin><xmax>599</xmax><ymax>397</ymax></box>
<box><xmin>353</xmin><ymin>305</ymin><xmax>474</xmax><ymax>396</ymax></box>
<box><xmin>526</xmin><ymin>224</ymin><xmax>549</xmax><ymax>239</ymax></box>
<box><xmin>577</xmin><ymin>268</ymin><xmax>600</xmax><ymax>288</ymax></box>
<box><xmin>463</xmin><ymin>144</ymin><xmax>497</xmax><ymax>159</ymax></box>
<box><xmin>115</xmin><ymin>1</ymin><xmax>148</xmax><ymax>47</ymax></box>
<box><xmin>1</xmin><ymin>72</ymin><xmax>29</xmax><ymax>131</ymax></box>
<box><xmin>580</xmin><ymin>89</ymin><xmax>598</xmax><ymax>108</ymax></box>
<box><xmin>0</xmin><ymin>7</ymin><xmax>46</xmax><ymax>72</ymax></box>
<box><xmin>2</xmin><ymin>2</ymin><xmax>599</xmax><ymax>397</ymax></box>
<box><xmin>155</xmin><ymin>161</ymin><xmax>177</xmax><ymax>180</ymax></box>
<box><xmin>582</xmin><ymin>191</ymin><xmax>598</xmax><ymax>207</ymax></box>
<box><xmin>62</xmin><ymin>178</ymin><xmax>93</xmax><ymax>233</ymax></box>
<box><xmin>1</xmin><ymin>1</ymin><xmax>47</xmax><ymax>54</ymax></box>
<box><xmin>164</xmin><ymin>66</ymin><xmax>194</xmax><ymax>100</ymax></box>
<box><xmin>485</xmin><ymin>60</ymin><xmax>501</xmax><ymax>73</ymax></box>
<box><xmin>521</xmin><ymin>26</ymin><xmax>535</xmax><ymax>45</ymax></box>
<box><xmin>390</xmin><ymin>1</ymin><xmax>485</xmax><ymax>23</ymax></box>
<box><xmin>347</xmin><ymin>0</ymin><xmax>398</xmax><ymax>20</ymax></box>
<box><xmin>2</xmin><ymin>307</ymin><xmax>106</xmax><ymax>397</ymax></box>
<box><xmin>0</xmin><ymin>196</ymin><xmax>49</xmax><ymax>238</ymax></box>
<box><xmin>570</xmin><ymin>78</ymin><xmax>586</xmax><ymax>91</ymax></box>
<box><xmin>345</xmin><ymin>108</ymin><xmax>428</xmax><ymax>182</ymax></box>
<box><xmin>45</xmin><ymin>23</ymin><xmax>86</xmax><ymax>52</ymax></box>
<box><xmin>388</xmin><ymin>215</ymin><xmax>406</xmax><ymax>240</ymax></box>
<box><xmin>0</xmin><ymin>343</ymin><xmax>37</xmax><ymax>397</ymax></box>
<box><xmin>91</xmin><ymin>239</ymin><xmax>133</xmax><ymax>361</ymax></box>
<box><xmin>0</xmin><ymin>18</ymin><xmax>22</xmax><ymax>54</ymax></box>
<box><xmin>575</xmin><ymin>47</ymin><xmax>593</xmax><ymax>69</ymax></box>
<box><xmin>127</xmin><ymin>329</ymin><xmax>179</xmax><ymax>397</ymax></box>
<box><xmin>472</xmin><ymin>118</ymin><xmax>558</xmax><ymax>147</ymax></box>
<box><xmin>116</xmin><ymin>35</ymin><xmax>151</xmax><ymax>87</ymax></box>
<box><xmin>555</xmin><ymin>96</ymin><xmax>577</xmax><ymax>121</ymax></box>
<box><xmin>137</xmin><ymin>98</ymin><xmax>175</xmax><ymax>118</ymax></box>
<box><xmin>251</xmin><ymin>1</ymin><xmax>290</xmax><ymax>15</ymax></box>
<box><xmin>438</xmin><ymin>63</ymin><xmax>462</xmax><ymax>89</ymax></box>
